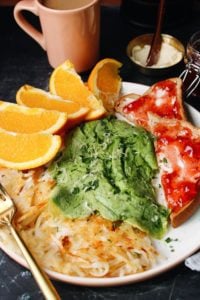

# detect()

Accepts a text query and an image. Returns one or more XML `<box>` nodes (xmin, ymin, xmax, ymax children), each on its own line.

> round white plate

<box><xmin>1</xmin><ymin>82</ymin><xmax>200</xmax><ymax>287</ymax></box>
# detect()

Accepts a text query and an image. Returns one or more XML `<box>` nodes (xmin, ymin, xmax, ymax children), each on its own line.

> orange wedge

<box><xmin>49</xmin><ymin>60</ymin><xmax>106</xmax><ymax>120</ymax></box>
<box><xmin>0</xmin><ymin>130</ymin><xmax>61</xmax><ymax>170</ymax></box>
<box><xmin>16</xmin><ymin>85</ymin><xmax>89</xmax><ymax>129</ymax></box>
<box><xmin>87</xmin><ymin>58</ymin><xmax>122</xmax><ymax>111</ymax></box>
<box><xmin>0</xmin><ymin>100</ymin><xmax>68</xmax><ymax>134</ymax></box>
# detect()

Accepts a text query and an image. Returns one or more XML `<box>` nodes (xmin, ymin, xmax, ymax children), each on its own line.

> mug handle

<box><xmin>14</xmin><ymin>0</ymin><xmax>46</xmax><ymax>50</ymax></box>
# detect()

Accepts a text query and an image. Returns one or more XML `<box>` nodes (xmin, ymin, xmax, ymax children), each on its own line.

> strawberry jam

<box><xmin>154</xmin><ymin>121</ymin><xmax>200</xmax><ymax>213</ymax></box>
<box><xmin>162</xmin><ymin>172</ymin><xmax>198</xmax><ymax>212</ymax></box>
<box><xmin>123</xmin><ymin>80</ymin><xmax>182</xmax><ymax>130</ymax></box>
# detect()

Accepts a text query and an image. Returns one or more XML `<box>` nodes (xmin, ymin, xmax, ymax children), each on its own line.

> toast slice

<box><xmin>115</xmin><ymin>78</ymin><xmax>186</xmax><ymax>130</ymax></box>
<box><xmin>148</xmin><ymin>113</ymin><xmax>200</xmax><ymax>227</ymax></box>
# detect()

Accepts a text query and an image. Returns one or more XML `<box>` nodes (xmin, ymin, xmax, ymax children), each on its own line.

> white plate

<box><xmin>1</xmin><ymin>82</ymin><xmax>200</xmax><ymax>287</ymax></box>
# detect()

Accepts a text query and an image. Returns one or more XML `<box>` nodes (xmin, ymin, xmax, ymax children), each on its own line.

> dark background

<box><xmin>0</xmin><ymin>1</ymin><xmax>200</xmax><ymax>299</ymax></box>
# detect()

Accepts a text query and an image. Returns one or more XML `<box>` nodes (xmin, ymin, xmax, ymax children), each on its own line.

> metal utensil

<box><xmin>146</xmin><ymin>0</ymin><xmax>165</xmax><ymax>66</ymax></box>
<box><xmin>0</xmin><ymin>183</ymin><xmax>60</xmax><ymax>300</ymax></box>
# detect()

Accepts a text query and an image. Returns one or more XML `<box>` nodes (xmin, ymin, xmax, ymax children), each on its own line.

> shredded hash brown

<box><xmin>0</xmin><ymin>167</ymin><xmax>158</xmax><ymax>278</ymax></box>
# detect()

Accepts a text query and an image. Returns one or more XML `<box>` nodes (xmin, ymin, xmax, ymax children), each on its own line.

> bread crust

<box><xmin>170</xmin><ymin>191</ymin><xmax>200</xmax><ymax>227</ymax></box>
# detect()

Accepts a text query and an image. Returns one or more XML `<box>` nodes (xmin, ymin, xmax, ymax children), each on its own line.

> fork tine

<box><xmin>0</xmin><ymin>182</ymin><xmax>6</xmax><ymax>197</ymax></box>
<box><xmin>0</xmin><ymin>182</ymin><xmax>10</xmax><ymax>199</ymax></box>
<box><xmin>0</xmin><ymin>183</ymin><xmax>16</xmax><ymax>224</ymax></box>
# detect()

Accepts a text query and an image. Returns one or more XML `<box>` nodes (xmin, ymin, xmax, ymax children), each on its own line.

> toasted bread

<box><xmin>115</xmin><ymin>78</ymin><xmax>186</xmax><ymax>130</ymax></box>
<box><xmin>148</xmin><ymin>113</ymin><xmax>200</xmax><ymax>227</ymax></box>
<box><xmin>143</xmin><ymin>78</ymin><xmax>186</xmax><ymax>120</ymax></box>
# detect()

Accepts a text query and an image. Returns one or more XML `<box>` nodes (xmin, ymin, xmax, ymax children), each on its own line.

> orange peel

<box><xmin>0</xmin><ymin>100</ymin><xmax>68</xmax><ymax>134</ymax></box>
<box><xmin>16</xmin><ymin>85</ymin><xmax>89</xmax><ymax>129</ymax></box>
<box><xmin>87</xmin><ymin>58</ymin><xmax>122</xmax><ymax>111</ymax></box>
<box><xmin>0</xmin><ymin>129</ymin><xmax>61</xmax><ymax>170</ymax></box>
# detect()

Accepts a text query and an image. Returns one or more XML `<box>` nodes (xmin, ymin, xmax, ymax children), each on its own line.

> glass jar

<box><xmin>180</xmin><ymin>31</ymin><xmax>200</xmax><ymax>98</ymax></box>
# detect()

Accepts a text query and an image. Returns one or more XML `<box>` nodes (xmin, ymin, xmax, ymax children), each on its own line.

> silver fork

<box><xmin>0</xmin><ymin>183</ymin><xmax>60</xmax><ymax>300</ymax></box>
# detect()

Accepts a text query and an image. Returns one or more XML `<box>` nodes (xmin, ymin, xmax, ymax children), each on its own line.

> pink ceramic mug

<box><xmin>14</xmin><ymin>0</ymin><xmax>100</xmax><ymax>72</ymax></box>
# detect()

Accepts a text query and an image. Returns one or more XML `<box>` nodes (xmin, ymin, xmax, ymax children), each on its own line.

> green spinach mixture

<box><xmin>49</xmin><ymin>117</ymin><xmax>169</xmax><ymax>238</ymax></box>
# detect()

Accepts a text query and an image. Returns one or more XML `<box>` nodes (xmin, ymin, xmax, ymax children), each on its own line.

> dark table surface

<box><xmin>0</xmin><ymin>2</ymin><xmax>200</xmax><ymax>300</ymax></box>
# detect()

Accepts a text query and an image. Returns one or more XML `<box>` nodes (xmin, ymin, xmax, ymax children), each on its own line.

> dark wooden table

<box><xmin>0</xmin><ymin>3</ymin><xmax>200</xmax><ymax>300</ymax></box>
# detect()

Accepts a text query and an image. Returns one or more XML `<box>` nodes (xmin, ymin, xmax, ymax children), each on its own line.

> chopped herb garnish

<box><xmin>160</xmin><ymin>157</ymin><xmax>168</xmax><ymax>163</ymax></box>
<box><xmin>165</xmin><ymin>237</ymin><xmax>173</xmax><ymax>243</ymax></box>
<box><xmin>165</xmin><ymin>237</ymin><xmax>179</xmax><ymax>244</ymax></box>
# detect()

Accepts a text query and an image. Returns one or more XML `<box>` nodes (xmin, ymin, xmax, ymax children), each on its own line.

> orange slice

<box><xmin>49</xmin><ymin>60</ymin><xmax>106</xmax><ymax>120</ymax></box>
<box><xmin>0</xmin><ymin>130</ymin><xmax>61</xmax><ymax>170</ymax></box>
<box><xmin>16</xmin><ymin>85</ymin><xmax>89</xmax><ymax>129</ymax></box>
<box><xmin>0</xmin><ymin>100</ymin><xmax>68</xmax><ymax>134</ymax></box>
<box><xmin>87</xmin><ymin>58</ymin><xmax>122</xmax><ymax>112</ymax></box>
